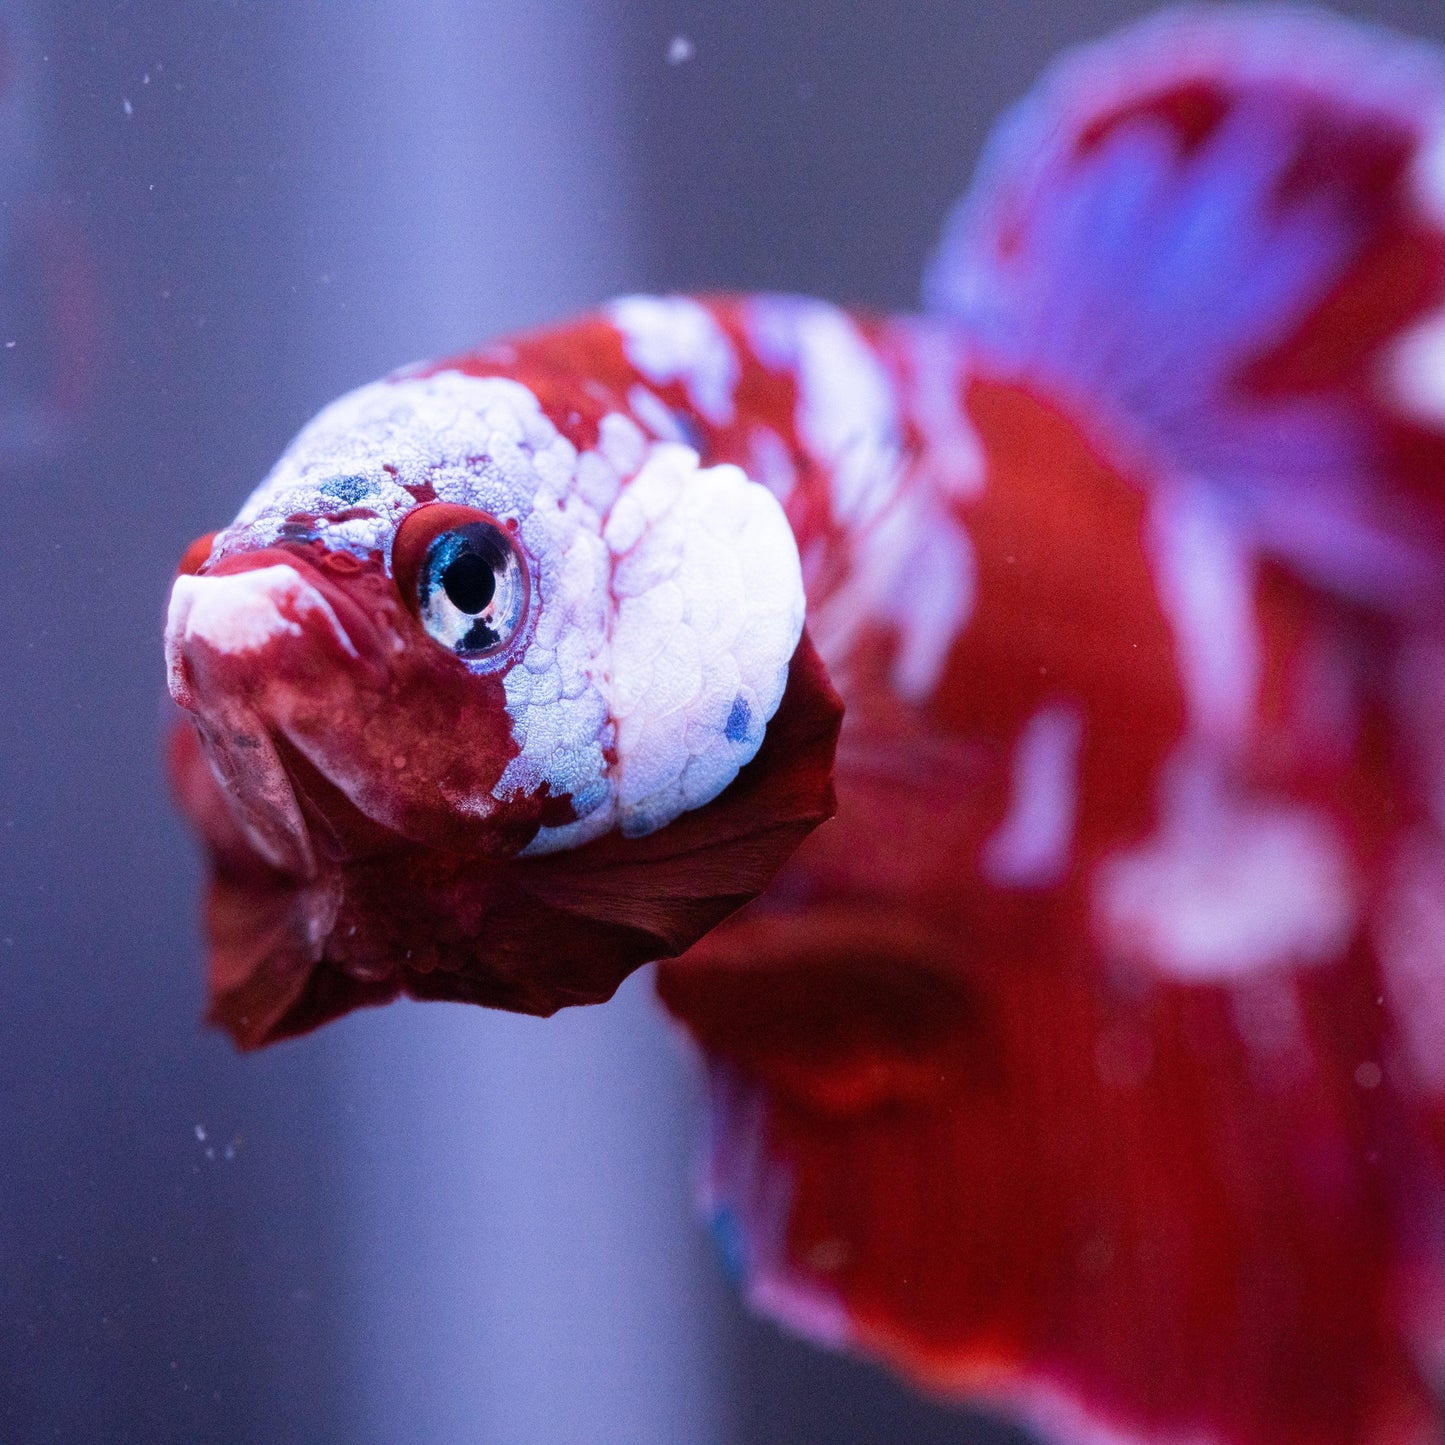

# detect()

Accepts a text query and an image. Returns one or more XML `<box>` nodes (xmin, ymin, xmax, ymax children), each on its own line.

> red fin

<box><xmin>661</xmin><ymin>910</ymin><xmax>1439</xmax><ymax>1445</ymax></box>
<box><xmin>170</xmin><ymin>631</ymin><xmax>841</xmax><ymax>1049</ymax></box>
<box><xmin>658</xmin><ymin>908</ymin><xmax>976</xmax><ymax>1115</ymax></box>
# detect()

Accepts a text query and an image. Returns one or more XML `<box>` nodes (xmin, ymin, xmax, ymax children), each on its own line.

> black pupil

<box><xmin>441</xmin><ymin>551</ymin><xmax>496</xmax><ymax>614</ymax></box>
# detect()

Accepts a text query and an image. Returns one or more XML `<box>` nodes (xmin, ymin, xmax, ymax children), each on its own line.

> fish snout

<box><xmin>165</xmin><ymin>560</ymin><xmax>372</xmax><ymax>708</ymax></box>
<box><xmin>164</xmin><ymin>561</ymin><xmax>377</xmax><ymax>878</ymax></box>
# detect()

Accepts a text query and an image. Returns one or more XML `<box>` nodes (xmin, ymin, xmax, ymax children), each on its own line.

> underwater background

<box><xmin>7</xmin><ymin>1</ymin><xmax>1445</xmax><ymax>1441</ymax></box>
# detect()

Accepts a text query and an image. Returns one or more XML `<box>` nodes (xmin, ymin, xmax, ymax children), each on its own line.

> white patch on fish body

<box><xmin>897</xmin><ymin>320</ymin><xmax>985</xmax><ymax>504</ymax></box>
<box><xmin>1095</xmin><ymin>753</ymin><xmax>1356</xmax><ymax>981</ymax></box>
<box><xmin>608</xmin><ymin>294</ymin><xmax>740</xmax><ymax>426</ymax></box>
<box><xmin>881</xmin><ymin>501</ymin><xmax>975</xmax><ymax>702</ymax></box>
<box><xmin>1148</xmin><ymin>483</ymin><xmax>1260</xmax><ymax>749</ymax></box>
<box><xmin>747</xmin><ymin>427</ymin><xmax>798</xmax><ymax>507</ymax></box>
<box><xmin>745</xmin><ymin>296</ymin><xmax>902</xmax><ymax>527</ymax></box>
<box><xmin>982</xmin><ymin>702</ymin><xmax>1085</xmax><ymax>888</ymax></box>
<box><xmin>1388</xmin><ymin>307</ymin><xmax>1445</xmax><ymax>427</ymax></box>
<box><xmin>166</xmin><ymin>565</ymin><xmax>356</xmax><ymax>669</ymax></box>
<box><xmin>626</xmin><ymin>383</ymin><xmax>692</xmax><ymax>444</ymax></box>
<box><xmin>223</xmin><ymin>370</ymin><xmax>574</xmax><ymax>563</ymax></box>
<box><xmin>600</xmin><ymin>442</ymin><xmax>804</xmax><ymax>839</ymax></box>
<box><xmin>596</xmin><ymin>411</ymin><xmax>647</xmax><ymax>478</ymax></box>
<box><xmin>738</xmin><ymin>307</ymin><xmax>980</xmax><ymax>705</ymax></box>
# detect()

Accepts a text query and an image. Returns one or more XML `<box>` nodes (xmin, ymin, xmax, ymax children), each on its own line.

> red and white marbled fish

<box><xmin>166</xmin><ymin>9</ymin><xmax>1445</xmax><ymax>1445</ymax></box>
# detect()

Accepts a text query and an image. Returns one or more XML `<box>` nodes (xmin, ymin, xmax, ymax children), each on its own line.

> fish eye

<box><xmin>392</xmin><ymin>503</ymin><xmax>530</xmax><ymax>664</ymax></box>
<box><xmin>419</xmin><ymin>521</ymin><xmax>527</xmax><ymax>657</ymax></box>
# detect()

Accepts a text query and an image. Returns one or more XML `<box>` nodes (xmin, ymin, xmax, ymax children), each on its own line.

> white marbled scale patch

<box><xmin>747</xmin><ymin>306</ymin><xmax>978</xmax><ymax>704</ymax></box>
<box><xmin>745</xmin><ymin>296</ymin><xmax>901</xmax><ymax>527</ymax></box>
<box><xmin>222</xmin><ymin>370</ymin><xmax>581</xmax><ymax>564</ymax></box>
<box><xmin>600</xmin><ymin>441</ymin><xmax>804</xmax><ymax>839</ymax></box>
<box><xmin>608</xmin><ymin>294</ymin><xmax>740</xmax><ymax>426</ymax></box>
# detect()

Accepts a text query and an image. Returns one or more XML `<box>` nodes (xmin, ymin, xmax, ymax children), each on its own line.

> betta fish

<box><xmin>165</xmin><ymin>7</ymin><xmax>1445</xmax><ymax>1444</ymax></box>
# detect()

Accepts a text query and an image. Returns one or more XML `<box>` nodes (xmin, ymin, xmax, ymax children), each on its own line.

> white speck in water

<box><xmin>205</xmin><ymin>1147</ymin><xmax>216</xmax><ymax>1161</ymax></box>
<box><xmin>123</xmin><ymin>97</ymin><xmax>133</xmax><ymax>116</ymax></box>
<box><xmin>1355</xmin><ymin>1061</ymin><xmax>1383</xmax><ymax>1090</ymax></box>
<box><xmin>142</xmin><ymin>72</ymin><xmax>151</xmax><ymax>85</ymax></box>
<box><xmin>667</xmin><ymin>34</ymin><xmax>695</xmax><ymax>64</ymax></box>
<box><xmin>193</xmin><ymin>1123</ymin><xmax>206</xmax><ymax>1142</ymax></box>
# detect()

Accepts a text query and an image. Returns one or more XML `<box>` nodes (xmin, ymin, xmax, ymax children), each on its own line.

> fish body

<box><xmin>166</xmin><ymin>8</ymin><xmax>1445</xmax><ymax>1444</ymax></box>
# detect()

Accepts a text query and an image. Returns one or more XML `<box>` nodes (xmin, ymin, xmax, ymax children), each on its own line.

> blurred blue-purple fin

<box><xmin>929</xmin><ymin>4</ymin><xmax>1445</xmax><ymax>613</ymax></box>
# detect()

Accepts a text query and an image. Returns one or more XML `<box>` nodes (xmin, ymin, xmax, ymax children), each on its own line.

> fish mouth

<box><xmin>165</xmin><ymin>548</ymin><xmax>393</xmax><ymax>878</ymax></box>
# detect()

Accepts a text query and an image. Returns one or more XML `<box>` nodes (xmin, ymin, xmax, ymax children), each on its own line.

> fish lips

<box><xmin>165</xmin><ymin>548</ymin><xmax>392</xmax><ymax>878</ymax></box>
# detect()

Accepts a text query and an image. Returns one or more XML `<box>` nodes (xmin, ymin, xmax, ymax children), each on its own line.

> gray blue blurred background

<box><xmin>4</xmin><ymin>2</ymin><xmax>1443</xmax><ymax>1441</ymax></box>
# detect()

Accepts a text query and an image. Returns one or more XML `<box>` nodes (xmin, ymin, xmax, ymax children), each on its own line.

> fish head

<box><xmin>165</xmin><ymin>366</ymin><xmax>839</xmax><ymax>1042</ymax></box>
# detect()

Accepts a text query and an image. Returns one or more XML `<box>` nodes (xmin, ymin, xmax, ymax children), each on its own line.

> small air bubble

<box><xmin>123</xmin><ymin>98</ymin><xmax>133</xmax><ymax>116</ymax></box>
<box><xmin>667</xmin><ymin>34</ymin><xmax>695</xmax><ymax>64</ymax></box>
<box><xmin>193</xmin><ymin>1124</ymin><xmax>206</xmax><ymax>1142</ymax></box>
